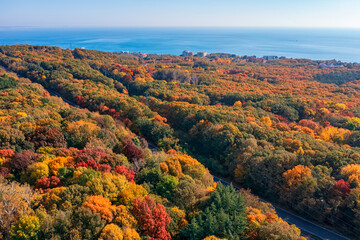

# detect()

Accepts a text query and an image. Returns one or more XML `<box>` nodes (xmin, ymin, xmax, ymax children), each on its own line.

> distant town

<box><xmin>107</xmin><ymin>49</ymin><xmax>350</xmax><ymax>68</ymax></box>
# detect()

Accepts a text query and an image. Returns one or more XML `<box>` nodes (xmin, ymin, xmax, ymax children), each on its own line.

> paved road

<box><xmin>1</xmin><ymin>66</ymin><xmax>81</xmax><ymax>108</ymax></box>
<box><xmin>1</xmin><ymin>65</ymin><xmax>351</xmax><ymax>240</ymax></box>
<box><xmin>212</xmin><ymin>176</ymin><xmax>350</xmax><ymax>240</ymax></box>
<box><xmin>46</xmin><ymin>89</ymin><xmax>81</xmax><ymax>108</ymax></box>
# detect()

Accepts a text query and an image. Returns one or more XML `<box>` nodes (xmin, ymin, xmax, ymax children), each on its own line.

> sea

<box><xmin>0</xmin><ymin>27</ymin><xmax>360</xmax><ymax>63</ymax></box>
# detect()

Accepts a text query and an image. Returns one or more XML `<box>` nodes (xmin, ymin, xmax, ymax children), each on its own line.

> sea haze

<box><xmin>0</xmin><ymin>27</ymin><xmax>360</xmax><ymax>62</ymax></box>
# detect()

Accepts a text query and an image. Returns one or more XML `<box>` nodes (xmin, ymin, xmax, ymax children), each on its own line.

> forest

<box><xmin>1</xmin><ymin>44</ymin><xmax>360</xmax><ymax>239</ymax></box>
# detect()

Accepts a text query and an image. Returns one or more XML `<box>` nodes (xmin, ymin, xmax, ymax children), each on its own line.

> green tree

<box><xmin>72</xmin><ymin>207</ymin><xmax>106</xmax><ymax>240</ymax></box>
<box><xmin>182</xmin><ymin>183</ymin><xmax>247</xmax><ymax>240</ymax></box>
<box><xmin>156</xmin><ymin>175</ymin><xmax>178</xmax><ymax>199</ymax></box>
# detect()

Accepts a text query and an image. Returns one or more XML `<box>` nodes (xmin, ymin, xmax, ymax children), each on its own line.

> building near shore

<box><xmin>196</xmin><ymin>52</ymin><xmax>207</xmax><ymax>57</ymax></box>
<box><xmin>319</xmin><ymin>62</ymin><xmax>344</xmax><ymax>69</ymax></box>
<box><xmin>181</xmin><ymin>50</ymin><xmax>194</xmax><ymax>57</ymax></box>
<box><xmin>263</xmin><ymin>56</ymin><xmax>279</xmax><ymax>60</ymax></box>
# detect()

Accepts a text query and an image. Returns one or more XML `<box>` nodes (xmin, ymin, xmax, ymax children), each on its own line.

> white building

<box><xmin>181</xmin><ymin>50</ymin><xmax>194</xmax><ymax>57</ymax></box>
<box><xmin>196</xmin><ymin>52</ymin><xmax>207</xmax><ymax>57</ymax></box>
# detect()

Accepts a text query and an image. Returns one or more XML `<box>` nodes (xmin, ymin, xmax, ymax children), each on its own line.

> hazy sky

<box><xmin>1</xmin><ymin>0</ymin><xmax>360</xmax><ymax>28</ymax></box>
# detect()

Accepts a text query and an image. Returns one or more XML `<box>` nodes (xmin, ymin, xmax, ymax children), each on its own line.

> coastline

<box><xmin>1</xmin><ymin>27</ymin><xmax>360</xmax><ymax>62</ymax></box>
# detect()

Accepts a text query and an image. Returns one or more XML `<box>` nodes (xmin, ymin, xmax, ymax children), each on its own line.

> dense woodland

<box><xmin>1</xmin><ymin>45</ymin><xmax>360</xmax><ymax>239</ymax></box>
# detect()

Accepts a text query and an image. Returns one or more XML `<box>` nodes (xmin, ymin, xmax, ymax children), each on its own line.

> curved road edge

<box><xmin>212</xmin><ymin>176</ymin><xmax>350</xmax><ymax>240</ymax></box>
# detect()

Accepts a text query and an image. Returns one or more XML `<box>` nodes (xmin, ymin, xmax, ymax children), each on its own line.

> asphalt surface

<box><xmin>212</xmin><ymin>176</ymin><xmax>350</xmax><ymax>240</ymax></box>
<box><xmin>46</xmin><ymin>89</ymin><xmax>82</xmax><ymax>108</ymax></box>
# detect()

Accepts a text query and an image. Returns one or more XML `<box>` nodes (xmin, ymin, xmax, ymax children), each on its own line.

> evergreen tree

<box><xmin>182</xmin><ymin>183</ymin><xmax>247</xmax><ymax>240</ymax></box>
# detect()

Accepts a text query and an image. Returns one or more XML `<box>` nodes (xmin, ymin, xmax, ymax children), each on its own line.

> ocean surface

<box><xmin>1</xmin><ymin>27</ymin><xmax>360</xmax><ymax>62</ymax></box>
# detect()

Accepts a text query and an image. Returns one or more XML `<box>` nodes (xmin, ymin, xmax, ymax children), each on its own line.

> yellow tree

<box><xmin>48</xmin><ymin>156</ymin><xmax>71</xmax><ymax>175</ymax></box>
<box><xmin>283</xmin><ymin>165</ymin><xmax>312</xmax><ymax>187</ymax></box>
<box><xmin>203</xmin><ymin>236</ymin><xmax>227</xmax><ymax>240</ymax></box>
<box><xmin>99</xmin><ymin>224</ymin><xmax>123</xmax><ymax>240</ymax></box>
<box><xmin>122</xmin><ymin>227</ymin><xmax>141</xmax><ymax>240</ymax></box>
<box><xmin>113</xmin><ymin>205</ymin><xmax>137</xmax><ymax>228</ymax></box>
<box><xmin>283</xmin><ymin>165</ymin><xmax>316</xmax><ymax>202</ymax></box>
<box><xmin>260</xmin><ymin>116</ymin><xmax>272</xmax><ymax>127</ymax></box>
<box><xmin>9</xmin><ymin>215</ymin><xmax>40</xmax><ymax>240</ymax></box>
<box><xmin>233</xmin><ymin>101</ymin><xmax>242</xmax><ymax>107</ymax></box>
<box><xmin>82</xmin><ymin>195</ymin><xmax>114</xmax><ymax>222</ymax></box>
<box><xmin>87</xmin><ymin>173</ymin><xmax>128</xmax><ymax>202</ymax></box>
<box><xmin>341</xmin><ymin>164</ymin><xmax>360</xmax><ymax>187</ymax></box>
<box><xmin>119</xmin><ymin>183</ymin><xmax>148</xmax><ymax>206</ymax></box>
<box><xmin>0</xmin><ymin>181</ymin><xmax>39</xmax><ymax>237</ymax></box>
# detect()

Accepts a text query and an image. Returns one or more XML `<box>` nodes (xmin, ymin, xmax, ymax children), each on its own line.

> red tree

<box><xmin>74</xmin><ymin>160</ymin><xmax>111</xmax><ymax>172</ymax></box>
<box><xmin>11</xmin><ymin>150</ymin><xmax>39</xmax><ymax>172</ymax></box>
<box><xmin>333</xmin><ymin>179</ymin><xmax>351</xmax><ymax>197</ymax></box>
<box><xmin>74</xmin><ymin>148</ymin><xmax>108</xmax><ymax>163</ymax></box>
<box><xmin>28</xmin><ymin>126</ymin><xmax>67</xmax><ymax>148</ymax></box>
<box><xmin>132</xmin><ymin>196</ymin><xmax>171</xmax><ymax>240</ymax></box>
<box><xmin>114</xmin><ymin>165</ymin><xmax>135</xmax><ymax>182</ymax></box>
<box><xmin>76</xmin><ymin>95</ymin><xmax>82</xmax><ymax>105</ymax></box>
<box><xmin>35</xmin><ymin>176</ymin><xmax>62</xmax><ymax>190</ymax></box>
<box><xmin>0</xmin><ymin>167</ymin><xmax>10</xmax><ymax>178</ymax></box>
<box><xmin>123</xmin><ymin>143</ymin><xmax>144</xmax><ymax>162</ymax></box>
<box><xmin>0</xmin><ymin>149</ymin><xmax>14</xmax><ymax>158</ymax></box>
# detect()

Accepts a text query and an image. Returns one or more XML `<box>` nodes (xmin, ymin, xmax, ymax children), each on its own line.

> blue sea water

<box><xmin>0</xmin><ymin>27</ymin><xmax>360</xmax><ymax>62</ymax></box>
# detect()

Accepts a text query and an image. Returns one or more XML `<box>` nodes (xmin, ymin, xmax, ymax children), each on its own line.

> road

<box><xmin>46</xmin><ymin>89</ymin><xmax>81</xmax><ymax>108</ymax></box>
<box><xmin>212</xmin><ymin>176</ymin><xmax>350</xmax><ymax>240</ymax></box>
<box><xmin>1</xmin><ymin>66</ymin><xmax>81</xmax><ymax>108</ymax></box>
<box><xmin>1</xmin><ymin>65</ymin><xmax>351</xmax><ymax>240</ymax></box>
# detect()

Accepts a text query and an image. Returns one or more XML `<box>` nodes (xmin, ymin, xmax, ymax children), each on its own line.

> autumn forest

<box><xmin>1</xmin><ymin>45</ymin><xmax>360</xmax><ymax>239</ymax></box>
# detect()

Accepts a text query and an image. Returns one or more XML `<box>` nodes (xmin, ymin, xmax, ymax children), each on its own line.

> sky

<box><xmin>1</xmin><ymin>0</ymin><xmax>360</xmax><ymax>28</ymax></box>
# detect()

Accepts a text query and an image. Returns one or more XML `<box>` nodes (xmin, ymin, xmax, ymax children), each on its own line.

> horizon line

<box><xmin>1</xmin><ymin>25</ymin><xmax>360</xmax><ymax>30</ymax></box>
